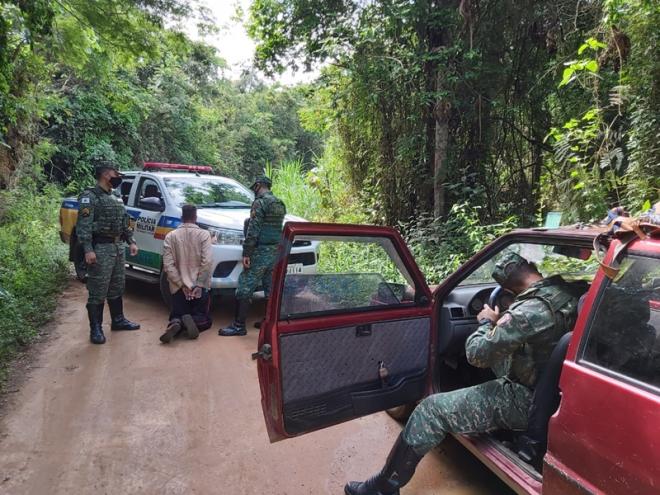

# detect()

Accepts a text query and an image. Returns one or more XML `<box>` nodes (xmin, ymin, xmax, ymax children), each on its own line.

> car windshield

<box><xmin>164</xmin><ymin>176</ymin><xmax>254</xmax><ymax>208</ymax></box>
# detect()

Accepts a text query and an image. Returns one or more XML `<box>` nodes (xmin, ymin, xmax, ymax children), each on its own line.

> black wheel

<box><xmin>386</xmin><ymin>404</ymin><xmax>416</xmax><ymax>422</ymax></box>
<box><xmin>159</xmin><ymin>270</ymin><xmax>172</xmax><ymax>309</ymax></box>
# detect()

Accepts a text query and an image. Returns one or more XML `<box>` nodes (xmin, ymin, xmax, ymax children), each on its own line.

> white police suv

<box><xmin>59</xmin><ymin>162</ymin><xmax>319</xmax><ymax>304</ymax></box>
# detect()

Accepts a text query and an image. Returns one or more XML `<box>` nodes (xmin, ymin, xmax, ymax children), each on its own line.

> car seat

<box><xmin>144</xmin><ymin>184</ymin><xmax>161</xmax><ymax>198</ymax></box>
<box><xmin>516</xmin><ymin>331</ymin><xmax>573</xmax><ymax>469</ymax></box>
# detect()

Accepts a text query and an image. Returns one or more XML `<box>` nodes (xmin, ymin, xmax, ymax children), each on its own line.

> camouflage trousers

<box><xmin>235</xmin><ymin>245</ymin><xmax>279</xmax><ymax>301</ymax></box>
<box><xmin>87</xmin><ymin>243</ymin><xmax>126</xmax><ymax>305</ymax></box>
<box><xmin>402</xmin><ymin>378</ymin><xmax>532</xmax><ymax>455</ymax></box>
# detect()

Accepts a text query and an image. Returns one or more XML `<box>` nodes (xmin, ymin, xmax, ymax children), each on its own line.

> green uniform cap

<box><xmin>92</xmin><ymin>158</ymin><xmax>121</xmax><ymax>175</ymax></box>
<box><xmin>492</xmin><ymin>252</ymin><xmax>530</xmax><ymax>286</ymax></box>
<box><xmin>250</xmin><ymin>175</ymin><xmax>272</xmax><ymax>190</ymax></box>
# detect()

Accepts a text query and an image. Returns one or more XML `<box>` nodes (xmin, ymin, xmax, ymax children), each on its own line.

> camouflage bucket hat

<box><xmin>492</xmin><ymin>252</ymin><xmax>530</xmax><ymax>286</ymax></box>
<box><xmin>250</xmin><ymin>175</ymin><xmax>272</xmax><ymax>190</ymax></box>
<box><xmin>92</xmin><ymin>158</ymin><xmax>120</xmax><ymax>175</ymax></box>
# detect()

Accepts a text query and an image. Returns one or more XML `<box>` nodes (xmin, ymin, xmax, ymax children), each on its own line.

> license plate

<box><xmin>287</xmin><ymin>263</ymin><xmax>304</xmax><ymax>274</ymax></box>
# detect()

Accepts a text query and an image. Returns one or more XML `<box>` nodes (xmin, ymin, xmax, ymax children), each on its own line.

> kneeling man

<box><xmin>160</xmin><ymin>204</ymin><xmax>213</xmax><ymax>343</ymax></box>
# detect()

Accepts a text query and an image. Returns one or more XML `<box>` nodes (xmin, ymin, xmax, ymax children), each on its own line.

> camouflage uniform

<box><xmin>77</xmin><ymin>184</ymin><xmax>135</xmax><ymax>305</ymax></box>
<box><xmin>402</xmin><ymin>274</ymin><xmax>579</xmax><ymax>455</ymax></box>
<box><xmin>235</xmin><ymin>190</ymin><xmax>286</xmax><ymax>301</ymax></box>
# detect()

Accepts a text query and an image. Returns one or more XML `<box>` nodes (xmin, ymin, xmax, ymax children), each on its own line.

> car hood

<box><xmin>195</xmin><ymin>208</ymin><xmax>306</xmax><ymax>230</ymax></box>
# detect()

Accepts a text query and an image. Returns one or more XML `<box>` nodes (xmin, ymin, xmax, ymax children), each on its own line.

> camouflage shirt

<box><xmin>465</xmin><ymin>275</ymin><xmax>579</xmax><ymax>387</ymax></box>
<box><xmin>76</xmin><ymin>184</ymin><xmax>135</xmax><ymax>254</ymax></box>
<box><xmin>242</xmin><ymin>190</ymin><xmax>286</xmax><ymax>257</ymax></box>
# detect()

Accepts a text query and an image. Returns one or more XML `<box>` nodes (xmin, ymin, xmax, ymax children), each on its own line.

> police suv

<box><xmin>59</xmin><ymin>162</ymin><xmax>319</xmax><ymax>304</ymax></box>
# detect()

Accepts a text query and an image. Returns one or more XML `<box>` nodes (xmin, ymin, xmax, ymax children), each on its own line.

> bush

<box><xmin>0</xmin><ymin>181</ymin><xmax>69</xmax><ymax>376</ymax></box>
<box><xmin>401</xmin><ymin>203</ymin><xmax>518</xmax><ymax>285</ymax></box>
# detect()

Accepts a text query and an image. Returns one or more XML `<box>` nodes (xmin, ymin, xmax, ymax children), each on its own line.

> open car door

<box><xmin>255</xmin><ymin>223</ymin><xmax>435</xmax><ymax>442</ymax></box>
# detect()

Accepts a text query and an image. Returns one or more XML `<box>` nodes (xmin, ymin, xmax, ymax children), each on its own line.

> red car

<box><xmin>253</xmin><ymin>223</ymin><xmax>660</xmax><ymax>494</ymax></box>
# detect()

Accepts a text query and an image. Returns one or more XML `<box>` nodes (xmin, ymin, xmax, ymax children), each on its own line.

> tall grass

<box><xmin>267</xmin><ymin>159</ymin><xmax>322</xmax><ymax>221</ymax></box>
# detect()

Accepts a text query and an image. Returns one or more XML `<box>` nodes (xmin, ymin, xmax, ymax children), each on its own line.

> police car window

<box><xmin>458</xmin><ymin>243</ymin><xmax>598</xmax><ymax>286</ymax></box>
<box><xmin>164</xmin><ymin>177</ymin><xmax>253</xmax><ymax>208</ymax></box>
<box><xmin>134</xmin><ymin>178</ymin><xmax>162</xmax><ymax>205</ymax></box>
<box><xmin>280</xmin><ymin>236</ymin><xmax>418</xmax><ymax>319</ymax></box>
<box><xmin>582</xmin><ymin>255</ymin><xmax>660</xmax><ymax>390</ymax></box>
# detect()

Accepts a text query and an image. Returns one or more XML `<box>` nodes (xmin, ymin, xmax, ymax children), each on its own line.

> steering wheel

<box><xmin>488</xmin><ymin>285</ymin><xmax>515</xmax><ymax>312</ymax></box>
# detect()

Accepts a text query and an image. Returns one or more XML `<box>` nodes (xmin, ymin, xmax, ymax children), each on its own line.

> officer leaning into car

<box><xmin>219</xmin><ymin>175</ymin><xmax>286</xmax><ymax>336</ymax></box>
<box><xmin>76</xmin><ymin>159</ymin><xmax>140</xmax><ymax>345</ymax></box>
<box><xmin>343</xmin><ymin>252</ymin><xmax>579</xmax><ymax>495</ymax></box>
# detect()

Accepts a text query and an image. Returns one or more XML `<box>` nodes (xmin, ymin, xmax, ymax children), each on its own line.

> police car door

<box><xmin>255</xmin><ymin>222</ymin><xmax>434</xmax><ymax>442</ymax></box>
<box><xmin>129</xmin><ymin>176</ymin><xmax>167</xmax><ymax>271</ymax></box>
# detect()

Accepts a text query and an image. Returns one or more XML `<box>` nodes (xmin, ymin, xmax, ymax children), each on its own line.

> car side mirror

<box><xmin>139</xmin><ymin>197</ymin><xmax>165</xmax><ymax>212</ymax></box>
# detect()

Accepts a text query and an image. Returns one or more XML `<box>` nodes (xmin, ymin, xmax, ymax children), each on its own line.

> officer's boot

<box><xmin>344</xmin><ymin>434</ymin><xmax>423</xmax><ymax>495</ymax></box>
<box><xmin>87</xmin><ymin>303</ymin><xmax>106</xmax><ymax>345</ymax></box>
<box><xmin>108</xmin><ymin>297</ymin><xmax>141</xmax><ymax>331</ymax></box>
<box><xmin>219</xmin><ymin>299</ymin><xmax>249</xmax><ymax>336</ymax></box>
<box><xmin>254</xmin><ymin>298</ymin><xmax>268</xmax><ymax>329</ymax></box>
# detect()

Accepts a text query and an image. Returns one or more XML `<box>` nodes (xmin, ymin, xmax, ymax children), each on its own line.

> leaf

<box><xmin>642</xmin><ymin>200</ymin><xmax>652</xmax><ymax>211</ymax></box>
<box><xmin>585</xmin><ymin>60</ymin><xmax>599</xmax><ymax>73</ymax></box>
<box><xmin>573</xmin><ymin>182</ymin><xmax>585</xmax><ymax>190</ymax></box>
<box><xmin>559</xmin><ymin>67</ymin><xmax>575</xmax><ymax>87</ymax></box>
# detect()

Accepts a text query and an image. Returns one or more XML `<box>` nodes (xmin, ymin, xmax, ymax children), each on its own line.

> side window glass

<box><xmin>582</xmin><ymin>255</ymin><xmax>660</xmax><ymax>389</ymax></box>
<box><xmin>134</xmin><ymin>178</ymin><xmax>163</xmax><ymax>209</ymax></box>
<box><xmin>280</xmin><ymin>235</ymin><xmax>419</xmax><ymax>319</ymax></box>
<box><xmin>119</xmin><ymin>179</ymin><xmax>133</xmax><ymax>205</ymax></box>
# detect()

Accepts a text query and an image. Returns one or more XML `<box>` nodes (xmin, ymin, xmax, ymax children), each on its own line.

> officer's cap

<box><xmin>492</xmin><ymin>252</ymin><xmax>531</xmax><ymax>286</ymax></box>
<box><xmin>93</xmin><ymin>158</ymin><xmax>121</xmax><ymax>175</ymax></box>
<box><xmin>250</xmin><ymin>175</ymin><xmax>272</xmax><ymax>190</ymax></box>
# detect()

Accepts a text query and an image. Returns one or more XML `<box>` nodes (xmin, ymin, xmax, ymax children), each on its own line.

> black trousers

<box><xmin>169</xmin><ymin>289</ymin><xmax>212</xmax><ymax>331</ymax></box>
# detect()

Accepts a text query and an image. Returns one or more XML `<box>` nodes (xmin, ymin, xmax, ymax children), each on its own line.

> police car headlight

<box><xmin>204</xmin><ymin>226</ymin><xmax>244</xmax><ymax>245</ymax></box>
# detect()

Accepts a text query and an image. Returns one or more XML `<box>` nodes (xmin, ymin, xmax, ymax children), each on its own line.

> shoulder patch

<box><xmin>81</xmin><ymin>207</ymin><xmax>91</xmax><ymax>217</ymax></box>
<box><xmin>81</xmin><ymin>197</ymin><xmax>91</xmax><ymax>204</ymax></box>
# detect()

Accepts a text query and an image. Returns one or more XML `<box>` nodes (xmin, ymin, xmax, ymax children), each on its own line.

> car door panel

<box><xmin>280</xmin><ymin>316</ymin><xmax>430</xmax><ymax>434</ymax></box>
<box><xmin>257</xmin><ymin>222</ymin><xmax>434</xmax><ymax>442</ymax></box>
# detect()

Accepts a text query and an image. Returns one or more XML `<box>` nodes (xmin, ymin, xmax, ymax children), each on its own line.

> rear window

<box><xmin>581</xmin><ymin>254</ymin><xmax>660</xmax><ymax>390</ymax></box>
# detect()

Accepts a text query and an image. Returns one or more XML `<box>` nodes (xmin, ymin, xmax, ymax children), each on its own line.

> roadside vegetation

<box><xmin>0</xmin><ymin>1</ymin><xmax>657</xmax><ymax>375</ymax></box>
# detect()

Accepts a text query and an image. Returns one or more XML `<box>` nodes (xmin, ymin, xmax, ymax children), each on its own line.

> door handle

<box><xmin>252</xmin><ymin>344</ymin><xmax>272</xmax><ymax>361</ymax></box>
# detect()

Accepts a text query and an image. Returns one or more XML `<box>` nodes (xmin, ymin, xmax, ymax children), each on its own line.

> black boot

<box><xmin>344</xmin><ymin>434</ymin><xmax>423</xmax><ymax>495</ymax></box>
<box><xmin>108</xmin><ymin>297</ymin><xmax>140</xmax><ymax>331</ymax></box>
<box><xmin>254</xmin><ymin>298</ymin><xmax>268</xmax><ymax>329</ymax></box>
<box><xmin>160</xmin><ymin>319</ymin><xmax>182</xmax><ymax>344</ymax></box>
<box><xmin>182</xmin><ymin>314</ymin><xmax>199</xmax><ymax>339</ymax></box>
<box><xmin>219</xmin><ymin>299</ymin><xmax>249</xmax><ymax>336</ymax></box>
<box><xmin>87</xmin><ymin>303</ymin><xmax>106</xmax><ymax>345</ymax></box>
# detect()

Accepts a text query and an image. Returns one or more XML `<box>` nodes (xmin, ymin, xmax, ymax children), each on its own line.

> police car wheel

<box><xmin>159</xmin><ymin>270</ymin><xmax>172</xmax><ymax>309</ymax></box>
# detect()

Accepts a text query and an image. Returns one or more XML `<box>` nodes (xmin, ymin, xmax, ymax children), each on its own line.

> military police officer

<box><xmin>77</xmin><ymin>159</ymin><xmax>141</xmax><ymax>345</ymax></box>
<box><xmin>344</xmin><ymin>252</ymin><xmax>579</xmax><ymax>495</ymax></box>
<box><xmin>219</xmin><ymin>176</ymin><xmax>286</xmax><ymax>336</ymax></box>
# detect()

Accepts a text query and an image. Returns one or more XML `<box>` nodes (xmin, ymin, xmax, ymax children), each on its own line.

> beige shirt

<box><xmin>162</xmin><ymin>223</ymin><xmax>213</xmax><ymax>294</ymax></box>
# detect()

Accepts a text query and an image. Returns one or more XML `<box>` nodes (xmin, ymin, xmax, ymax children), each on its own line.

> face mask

<box><xmin>109</xmin><ymin>176</ymin><xmax>123</xmax><ymax>188</ymax></box>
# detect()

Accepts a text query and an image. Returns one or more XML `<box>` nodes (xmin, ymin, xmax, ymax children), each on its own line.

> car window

<box><xmin>581</xmin><ymin>254</ymin><xmax>660</xmax><ymax>390</ymax></box>
<box><xmin>458</xmin><ymin>242</ymin><xmax>598</xmax><ymax>286</ymax></box>
<box><xmin>118</xmin><ymin>177</ymin><xmax>134</xmax><ymax>205</ymax></box>
<box><xmin>133</xmin><ymin>177</ymin><xmax>163</xmax><ymax>207</ymax></box>
<box><xmin>163</xmin><ymin>177</ymin><xmax>253</xmax><ymax>208</ymax></box>
<box><xmin>280</xmin><ymin>235</ymin><xmax>418</xmax><ymax>319</ymax></box>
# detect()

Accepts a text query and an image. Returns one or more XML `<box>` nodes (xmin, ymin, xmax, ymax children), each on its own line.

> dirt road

<box><xmin>0</xmin><ymin>279</ymin><xmax>512</xmax><ymax>495</ymax></box>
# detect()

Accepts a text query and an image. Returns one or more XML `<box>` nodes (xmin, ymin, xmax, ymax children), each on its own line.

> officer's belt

<box><xmin>93</xmin><ymin>235</ymin><xmax>122</xmax><ymax>244</ymax></box>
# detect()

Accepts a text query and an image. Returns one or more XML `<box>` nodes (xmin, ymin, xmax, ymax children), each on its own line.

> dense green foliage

<box><xmin>249</xmin><ymin>0</ymin><xmax>659</xmax><ymax>225</ymax></box>
<box><xmin>0</xmin><ymin>182</ymin><xmax>68</xmax><ymax>373</ymax></box>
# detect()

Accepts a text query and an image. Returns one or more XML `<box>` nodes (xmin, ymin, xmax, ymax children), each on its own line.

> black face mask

<box><xmin>109</xmin><ymin>176</ymin><xmax>123</xmax><ymax>188</ymax></box>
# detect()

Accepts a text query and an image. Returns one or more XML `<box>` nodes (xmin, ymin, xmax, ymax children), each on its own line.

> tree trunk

<box><xmin>433</xmin><ymin>70</ymin><xmax>450</xmax><ymax>219</ymax></box>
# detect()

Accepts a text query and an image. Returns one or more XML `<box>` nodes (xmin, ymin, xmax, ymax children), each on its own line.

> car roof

<box><xmin>122</xmin><ymin>171</ymin><xmax>240</xmax><ymax>182</ymax></box>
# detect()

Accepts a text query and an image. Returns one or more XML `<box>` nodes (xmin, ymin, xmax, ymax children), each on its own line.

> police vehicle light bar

<box><xmin>143</xmin><ymin>162</ymin><xmax>213</xmax><ymax>173</ymax></box>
